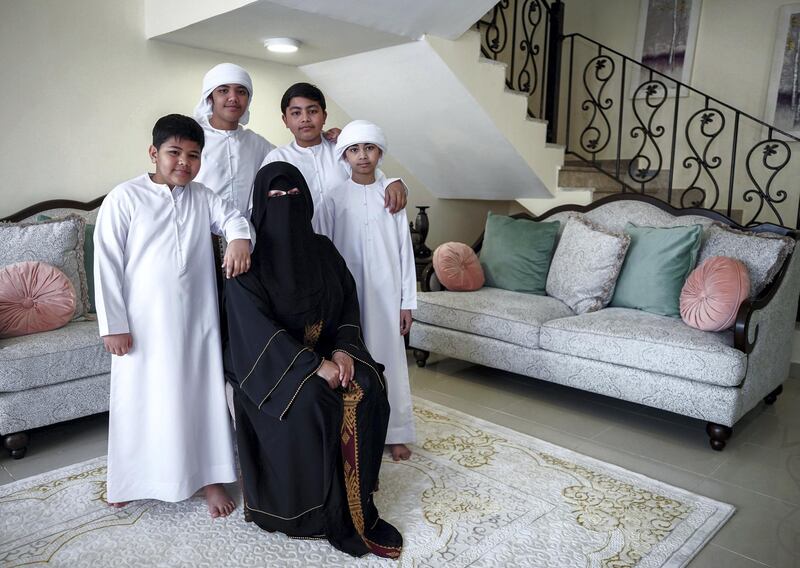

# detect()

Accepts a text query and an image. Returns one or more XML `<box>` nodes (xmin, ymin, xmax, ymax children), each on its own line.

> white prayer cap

<box><xmin>335</xmin><ymin>120</ymin><xmax>388</xmax><ymax>168</ymax></box>
<box><xmin>193</xmin><ymin>63</ymin><xmax>254</xmax><ymax>125</ymax></box>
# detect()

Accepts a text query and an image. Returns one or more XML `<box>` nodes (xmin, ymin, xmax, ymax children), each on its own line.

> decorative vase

<box><xmin>413</xmin><ymin>206</ymin><xmax>431</xmax><ymax>258</ymax></box>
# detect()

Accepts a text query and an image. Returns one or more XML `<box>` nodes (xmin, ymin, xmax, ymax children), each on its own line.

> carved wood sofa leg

<box><xmin>413</xmin><ymin>349</ymin><xmax>430</xmax><ymax>368</ymax></box>
<box><xmin>3</xmin><ymin>431</ymin><xmax>30</xmax><ymax>459</ymax></box>
<box><xmin>706</xmin><ymin>423</ymin><xmax>732</xmax><ymax>451</ymax></box>
<box><xmin>763</xmin><ymin>384</ymin><xmax>784</xmax><ymax>405</ymax></box>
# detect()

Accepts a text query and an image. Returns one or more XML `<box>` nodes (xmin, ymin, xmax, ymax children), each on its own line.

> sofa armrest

<box><xmin>733</xmin><ymin>300</ymin><xmax>756</xmax><ymax>354</ymax></box>
<box><xmin>420</xmin><ymin>262</ymin><xmax>447</xmax><ymax>292</ymax></box>
<box><xmin>733</xmin><ymin>249</ymin><xmax>800</xmax><ymax>418</ymax></box>
<box><xmin>733</xmin><ymin>247</ymin><xmax>797</xmax><ymax>354</ymax></box>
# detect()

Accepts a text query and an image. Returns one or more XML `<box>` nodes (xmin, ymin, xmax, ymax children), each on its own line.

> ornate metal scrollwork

<box><xmin>579</xmin><ymin>55</ymin><xmax>615</xmax><ymax>155</ymax></box>
<box><xmin>680</xmin><ymin>107</ymin><xmax>725</xmax><ymax>208</ymax></box>
<box><xmin>477</xmin><ymin>0</ymin><xmax>553</xmax><ymax>119</ymax></box>
<box><xmin>628</xmin><ymin>80</ymin><xmax>667</xmax><ymax>186</ymax></box>
<box><xmin>516</xmin><ymin>0</ymin><xmax>544</xmax><ymax>95</ymax></box>
<box><xmin>476</xmin><ymin>6</ymin><xmax>800</xmax><ymax>228</ymax></box>
<box><xmin>742</xmin><ymin>139</ymin><xmax>791</xmax><ymax>226</ymax></box>
<box><xmin>477</xmin><ymin>0</ymin><xmax>510</xmax><ymax>57</ymax></box>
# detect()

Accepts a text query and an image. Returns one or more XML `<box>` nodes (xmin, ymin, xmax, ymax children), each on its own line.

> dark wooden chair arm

<box><xmin>733</xmin><ymin>300</ymin><xmax>756</xmax><ymax>354</ymax></box>
<box><xmin>420</xmin><ymin>263</ymin><xmax>446</xmax><ymax>292</ymax></box>
<box><xmin>1</xmin><ymin>195</ymin><xmax>106</xmax><ymax>222</ymax></box>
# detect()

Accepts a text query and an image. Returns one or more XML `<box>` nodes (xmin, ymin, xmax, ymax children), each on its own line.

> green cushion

<box><xmin>39</xmin><ymin>214</ymin><xmax>96</xmax><ymax>313</ymax></box>
<box><xmin>610</xmin><ymin>223</ymin><xmax>703</xmax><ymax>317</ymax></box>
<box><xmin>479</xmin><ymin>213</ymin><xmax>560</xmax><ymax>295</ymax></box>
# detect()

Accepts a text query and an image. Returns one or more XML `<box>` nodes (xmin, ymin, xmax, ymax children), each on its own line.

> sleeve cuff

<box><xmin>386</xmin><ymin>177</ymin><xmax>408</xmax><ymax>195</ymax></box>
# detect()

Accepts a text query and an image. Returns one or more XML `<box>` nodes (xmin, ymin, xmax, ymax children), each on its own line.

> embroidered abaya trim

<box><xmin>259</xmin><ymin>346</ymin><xmax>312</xmax><ymax>409</ymax></box>
<box><xmin>339</xmin><ymin>379</ymin><xmax>400</xmax><ymax>559</ymax></box>
<box><xmin>241</xmin><ymin>329</ymin><xmax>286</xmax><ymax>387</ymax></box>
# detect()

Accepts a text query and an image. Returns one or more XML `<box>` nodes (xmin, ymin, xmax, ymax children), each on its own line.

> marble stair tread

<box><xmin>559</xmin><ymin>166</ymin><xmax>670</xmax><ymax>194</ymax></box>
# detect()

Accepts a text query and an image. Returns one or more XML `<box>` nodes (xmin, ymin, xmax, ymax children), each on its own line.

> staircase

<box><xmin>301</xmin><ymin>32</ymin><xmax>591</xmax><ymax>209</ymax></box>
<box><xmin>144</xmin><ymin>0</ymin><xmax>800</xmax><ymax>228</ymax></box>
<box><xmin>474</xmin><ymin>2</ymin><xmax>800</xmax><ymax>228</ymax></box>
<box><xmin>558</xmin><ymin>160</ymin><xmax>670</xmax><ymax>202</ymax></box>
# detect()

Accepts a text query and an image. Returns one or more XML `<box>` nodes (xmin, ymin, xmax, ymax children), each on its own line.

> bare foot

<box><xmin>204</xmin><ymin>483</ymin><xmax>236</xmax><ymax>518</ymax></box>
<box><xmin>108</xmin><ymin>501</ymin><xmax>130</xmax><ymax>508</ymax></box>
<box><xmin>389</xmin><ymin>444</ymin><xmax>412</xmax><ymax>461</ymax></box>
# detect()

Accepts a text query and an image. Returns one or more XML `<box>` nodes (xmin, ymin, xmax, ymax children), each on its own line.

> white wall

<box><xmin>0</xmin><ymin>0</ymin><xmax>506</xmax><ymax>248</ymax></box>
<box><xmin>0</xmin><ymin>0</ymin><xmax>297</xmax><ymax>214</ymax></box>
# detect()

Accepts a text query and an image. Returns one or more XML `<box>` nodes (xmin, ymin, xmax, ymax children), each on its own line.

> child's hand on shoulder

<box><xmin>385</xmin><ymin>180</ymin><xmax>407</xmax><ymax>214</ymax></box>
<box><xmin>103</xmin><ymin>333</ymin><xmax>133</xmax><ymax>356</ymax></box>
<box><xmin>400</xmin><ymin>309</ymin><xmax>413</xmax><ymax>336</ymax></box>
<box><xmin>323</xmin><ymin>128</ymin><xmax>341</xmax><ymax>142</ymax></box>
<box><xmin>223</xmin><ymin>239</ymin><xmax>251</xmax><ymax>279</ymax></box>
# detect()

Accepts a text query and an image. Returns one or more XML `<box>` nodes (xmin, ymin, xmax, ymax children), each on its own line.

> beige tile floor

<box><xmin>2</xmin><ymin>356</ymin><xmax>799</xmax><ymax>567</ymax></box>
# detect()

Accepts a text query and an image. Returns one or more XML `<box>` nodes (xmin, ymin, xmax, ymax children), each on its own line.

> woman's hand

<box><xmin>103</xmin><ymin>333</ymin><xmax>133</xmax><ymax>356</ymax></box>
<box><xmin>317</xmin><ymin>359</ymin><xmax>341</xmax><ymax>389</ymax></box>
<box><xmin>222</xmin><ymin>239</ymin><xmax>251</xmax><ymax>279</ymax></box>
<box><xmin>332</xmin><ymin>351</ymin><xmax>355</xmax><ymax>388</ymax></box>
<box><xmin>400</xmin><ymin>309</ymin><xmax>413</xmax><ymax>336</ymax></box>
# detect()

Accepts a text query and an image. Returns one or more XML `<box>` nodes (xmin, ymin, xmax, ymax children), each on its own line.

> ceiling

<box><xmin>302</xmin><ymin>40</ymin><xmax>552</xmax><ymax>200</ymax></box>
<box><xmin>146</xmin><ymin>0</ymin><xmax>496</xmax><ymax>65</ymax></box>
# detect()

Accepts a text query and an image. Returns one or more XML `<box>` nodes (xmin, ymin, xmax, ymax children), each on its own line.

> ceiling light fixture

<box><xmin>264</xmin><ymin>38</ymin><xmax>301</xmax><ymax>54</ymax></box>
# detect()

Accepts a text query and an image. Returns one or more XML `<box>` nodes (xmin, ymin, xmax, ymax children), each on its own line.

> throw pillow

<box><xmin>698</xmin><ymin>223</ymin><xmax>795</xmax><ymax>298</ymax></box>
<box><xmin>610</xmin><ymin>223</ymin><xmax>703</xmax><ymax>317</ymax></box>
<box><xmin>546</xmin><ymin>216</ymin><xmax>631</xmax><ymax>314</ymax></box>
<box><xmin>432</xmin><ymin>242</ymin><xmax>485</xmax><ymax>291</ymax></box>
<box><xmin>0</xmin><ymin>215</ymin><xmax>89</xmax><ymax>319</ymax></box>
<box><xmin>680</xmin><ymin>256</ymin><xmax>750</xmax><ymax>332</ymax></box>
<box><xmin>0</xmin><ymin>261</ymin><xmax>76</xmax><ymax>338</ymax></box>
<box><xmin>479</xmin><ymin>213</ymin><xmax>560</xmax><ymax>295</ymax></box>
<box><xmin>39</xmin><ymin>214</ymin><xmax>96</xmax><ymax>313</ymax></box>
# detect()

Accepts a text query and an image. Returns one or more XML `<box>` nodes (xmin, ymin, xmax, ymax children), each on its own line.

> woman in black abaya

<box><xmin>223</xmin><ymin>161</ymin><xmax>402</xmax><ymax>559</ymax></box>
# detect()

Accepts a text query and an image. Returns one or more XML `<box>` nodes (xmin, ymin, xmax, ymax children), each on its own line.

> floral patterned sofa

<box><xmin>409</xmin><ymin>194</ymin><xmax>800</xmax><ymax>450</ymax></box>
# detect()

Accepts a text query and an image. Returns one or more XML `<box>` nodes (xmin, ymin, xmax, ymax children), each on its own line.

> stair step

<box><xmin>719</xmin><ymin>209</ymin><xmax>744</xmax><ymax>224</ymax></box>
<box><xmin>559</xmin><ymin>164</ymin><xmax>672</xmax><ymax>193</ymax></box>
<box><xmin>478</xmin><ymin>56</ymin><xmax>507</xmax><ymax>68</ymax></box>
<box><xmin>564</xmin><ymin>158</ymin><xmax>635</xmax><ymax>171</ymax></box>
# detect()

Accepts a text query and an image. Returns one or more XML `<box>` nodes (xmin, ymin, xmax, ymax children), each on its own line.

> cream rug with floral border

<box><xmin>0</xmin><ymin>397</ymin><xmax>732</xmax><ymax>567</ymax></box>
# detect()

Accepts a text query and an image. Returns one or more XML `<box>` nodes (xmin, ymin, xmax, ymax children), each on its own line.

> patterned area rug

<box><xmin>0</xmin><ymin>397</ymin><xmax>732</xmax><ymax>567</ymax></box>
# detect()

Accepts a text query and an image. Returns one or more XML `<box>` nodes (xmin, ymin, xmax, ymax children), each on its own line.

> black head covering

<box><xmin>241</xmin><ymin>161</ymin><xmax>324</xmax><ymax>323</ymax></box>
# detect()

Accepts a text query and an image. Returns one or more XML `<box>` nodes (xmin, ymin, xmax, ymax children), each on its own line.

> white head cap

<box><xmin>193</xmin><ymin>63</ymin><xmax>254</xmax><ymax>126</ymax></box>
<box><xmin>335</xmin><ymin>120</ymin><xmax>388</xmax><ymax>172</ymax></box>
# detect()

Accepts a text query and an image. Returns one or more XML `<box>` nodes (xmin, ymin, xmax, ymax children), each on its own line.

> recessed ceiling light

<box><xmin>264</xmin><ymin>38</ymin><xmax>300</xmax><ymax>53</ymax></box>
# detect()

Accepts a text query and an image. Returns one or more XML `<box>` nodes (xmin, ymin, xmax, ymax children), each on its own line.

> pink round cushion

<box><xmin>680</xmin><ymin>256</ymin><xmax>750</xmax><ymax>332</ymax></box>
<box><xmin>0</xmin><ymin>261</ymin><xmax>76</xmax><ymax>338</ymax></box>
<box><xmin>432</xmin><ymin>242</ymin><xmax>485</xmax><ymax>291</ymax></box>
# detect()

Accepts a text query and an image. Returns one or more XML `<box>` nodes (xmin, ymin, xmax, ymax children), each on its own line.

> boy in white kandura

<box><xmin>193</xmin><ymin>62</ymin><xmax>275</xmax><ymax>216</ymax></box>
<box><xmin>94</xmin><ymin>114</ymin><xmax>254</xmax><ymax>517</ymax></box>
<box><xmin>324</xmin><ymin>120</ymin><xmax>417</xmax><ymax>461</ymax></box>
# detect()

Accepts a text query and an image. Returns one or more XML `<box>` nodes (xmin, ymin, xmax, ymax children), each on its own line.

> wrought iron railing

<box><xmin>562</xmin><ymin>33</ymin><xmax>800</xmax><ymax>228</ymax></box>
<box><xmin>476</xmin><ymin>0</ymin><xmax>563</xmax><ymax>141</ymax></box>
<box><xmin>476</xmin><ymin>2</ymin><xmax>800</xmax><ymax>229</ymax></box>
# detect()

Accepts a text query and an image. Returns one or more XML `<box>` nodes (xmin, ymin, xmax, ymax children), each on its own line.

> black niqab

<box><xmin>242</xmin><ymin>161</ymin><xmax>324</xmax><ymax>322</ymax></box>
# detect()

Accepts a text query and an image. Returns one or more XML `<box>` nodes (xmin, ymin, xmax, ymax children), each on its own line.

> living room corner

<box><xmin>2</xmin><ymin>1</ymin><xmax>800</xmax><ymax>567</ymax></box>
